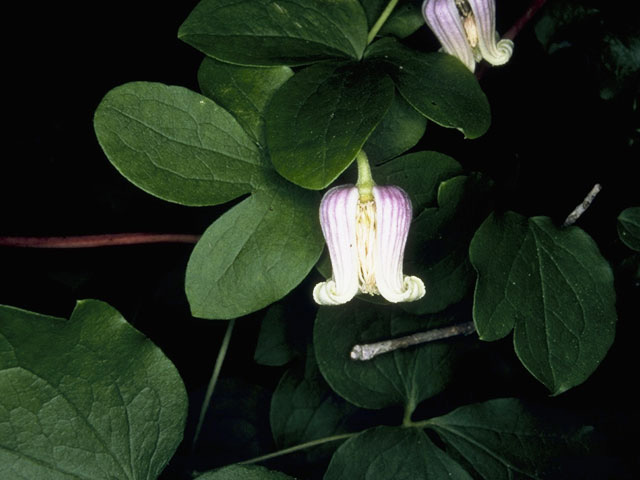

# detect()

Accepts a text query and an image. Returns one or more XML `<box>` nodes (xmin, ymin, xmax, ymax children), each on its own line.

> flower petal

<box><xmin>423</xmin><ymin>0</ymin><xmax>477</xmax><ymax>71</ymax></box>
<box><xmin>468</xmin><ymin>0</ymin><xmax>513</xmax><ymax>66</ymax></box>
<box><xmin>373</xmin><ymin>186</ymin><xmax>426</xmax><ymax>303</ymax></box>
<box><xmin>313</xmin><ymin>185</ymin><xmax>360</xmax><ymax>306</ymax></box>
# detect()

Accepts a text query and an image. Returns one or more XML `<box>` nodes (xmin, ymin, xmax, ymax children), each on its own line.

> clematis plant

<box><xmin>313</xmin><ymin>151</ymin><xmax>425</xmax><ymax>306</ymax></box>
<box><xmin>422</xmin><ymin>0</ymin><xmax>514</xmax><ymax>71</ymax></box>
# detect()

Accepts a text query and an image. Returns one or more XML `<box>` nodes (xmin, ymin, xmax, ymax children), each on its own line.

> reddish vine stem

<box><xmin>476</xmin><ymin>0</ymin><xmax>548</xmax><ymax>79</ymax></box>
<box><xmin>0</xmin><ymin>233</ymin><xmax>201</xmax><ymax>248</ymax></box>
<box><xmin>503</xmin><ymin>0</ymin><xmax>548</xmax><ymax>42</ymax></box>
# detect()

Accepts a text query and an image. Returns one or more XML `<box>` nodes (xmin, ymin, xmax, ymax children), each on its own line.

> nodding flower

<box><xmin>313</xmin><ymin>153</ymin><xmax>425</xmax><ymax>306</ymax></box>
<box><xmin>422</xmin><ymin>0</ymin><xmax>513</xmax><ymax>72</ymax></box>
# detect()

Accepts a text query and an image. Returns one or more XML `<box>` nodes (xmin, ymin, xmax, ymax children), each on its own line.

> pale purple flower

<box><xmin>313</xmin><ymin>184</ymin><xmax>425</xmax><ymax>306</ymax></box>
<box><xmin>422</xmin><ymin>0</ymin><xmax>514</xmax><ymax>72</ymax></box>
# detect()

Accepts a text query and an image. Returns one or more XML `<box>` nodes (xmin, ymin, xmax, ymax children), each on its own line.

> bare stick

<box><xmin>562</xmin><ymin>184</ymin><xmax>602</xmax><ymax>227</ymax></box>
<box><xmin>0</xmin><ymin>233</ymin><xmax>201</xmax><ymax>248</ymax></box>
<box><xmin>350</xmin><ymin>321</ymin><xmax>476</xmax><ymax>361</ymax></box>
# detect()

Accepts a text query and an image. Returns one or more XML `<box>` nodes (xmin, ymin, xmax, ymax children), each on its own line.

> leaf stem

<box><xmin>237</xmin><ymin>432</ymin><xmax>356</xmax><ymax>465</ymax></box>
<box><xmin>0</xmin><ymin>233</ymin><xmax>201</xmax><ymax>248</ymax></box>
<box><xmin>192</xmin><ymin>319</ymin><xmax>236</xmax><ymax>450</ymax></box>
<box><xmin>356</xmin><ymin>150</ymin><xmax>375</xmax><ymax>202</ymax></box>
<box><xmin>350</xmin><ymin>321</ymin><xmax>476</xmax><ymax>361</ymax></box>
<box><xmin>367</xmin><ymin>0</ymin><xmax>400</xmax><ymax>45</ymax></box>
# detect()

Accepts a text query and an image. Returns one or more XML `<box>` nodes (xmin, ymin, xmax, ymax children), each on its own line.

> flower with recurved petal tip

<box><xmin>422</xmin><ymin>0</ymin><xmax>514</xmax><ymax>72</ymax></box>
<box><xmin>313</xmin><ymin>184</ymin><xmax>425</xmax><ymax>306</ymax></box>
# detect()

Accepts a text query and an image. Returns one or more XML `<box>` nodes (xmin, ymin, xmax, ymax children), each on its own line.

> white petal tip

<box><xmin>381</xmin><ymin>276</ymin><xmax>426</xmax><ymax>303</ymax></box>
<box><xmin>313</xmin><ymin>280</ymin><xmax>356</xmax><ymax>306</ymax></box>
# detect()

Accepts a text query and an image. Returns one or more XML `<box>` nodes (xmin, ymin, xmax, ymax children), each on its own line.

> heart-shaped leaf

<box><xmin>426</xmin><ymin>398</ymin><xmax>594</xmax><ymax>480</ymax></box>
<box><xmin>178</xmin><ymin>0</ymin><xmax>368</xmax><ymax>66</ymax></box>
<box><xmin>266</xmin><ymin>61</ymin><xmax>394</xmax><ymax>189</ymax></box>
<box><xmin>469</xmin><ymin>211</ymin><xmax>617</xmax><ymax>394</ymax></box>
<box><xmin>0</xmin><ymin>300</ymin><xmax>187</xmax><ymax>479</ymax></box>
<box><xmin>324</xmin><ymin>426</ymin><xmax>473</xmax><ymax>480</ymax></box>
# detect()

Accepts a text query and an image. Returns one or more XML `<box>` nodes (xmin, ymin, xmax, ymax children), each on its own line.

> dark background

<box><xmin>1</xmin><ymin>1</ymin><xmax>638</xmax><ymax>478</ymax></box>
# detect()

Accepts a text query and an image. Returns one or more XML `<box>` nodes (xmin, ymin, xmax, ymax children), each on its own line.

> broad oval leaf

<box><xmin>178</xmin><ymin>0</ymin><xmax>368</xmax><ymax>66</ymax></box>
<box><xmin>266</xmin><ymin>61</ymin><xmax>394</xmax><ymax>189</ymax></box>
<box><xmin>364</xmin><ymin>94</ymin><xmax>428</xmax><ymax>165</ymax></box>
<box><xmin>254</xmin><ymin>304</ymin><xmax>298</xmax><ymax>367</ymax></box>
<box><xmin>186</xmin><ymin>182</ymin><xmax>324</xmax><ymax>319</ymax></box>
<box><xmin>314</xmin><ymin>302</ymin><xmax>459</xmax><ymax>411</ymax></box>
<box><xmin>426</xmin><ymin>398</ymin><xmax>594</xmax><ymax>480</ymax></box>
<box><xmin>194</xmin><ymin>464</ymin><xmax>295</xmax><ymax>479</ymax></box>
<box><xmin>0</xmin><ymin>300</ymin><xmax>187</xmax><ymax>479</ymax></box>
<box><xmin>617</xmin><ymin>206</ymin><xmax>640</xmax><ymax>251</ymax></box>
<box><xmin>366</xmin><ymin>38</ymin><xmax>491</xmax><ymax>139</ymax></box>
<box><xmin>94</xmin><ymin>81</ymin><xmax>268</xmax><ymax>206</ymax></box>
<box><xmin>469</xmin><ymin>212</ymin><xmax>617</xmax><ymax>394</ymax></box>
<box><xmin>324</xmin><ymin>426</ymin><xmax>473</xmax><ymax>480</ymax></box>
<box><xmin>270</xmin><ymin>349</ymin><xmax>357</xmax><ymax>451</ymax></box>
<box><xmin>198</xmin><ymin>57</ymin><xmax>293</xmax><ymax>146</ymax></box>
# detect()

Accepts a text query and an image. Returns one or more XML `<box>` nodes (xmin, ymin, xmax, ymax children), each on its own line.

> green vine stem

<box><xmin>192</xmin><ymin>319</ymin><xmax>236</xmax><ymax>450</ymax></box>
<box><xmin>367</xmin><ymin>0</ymin><xmax>400</xmax><ymax>44</ymax></box>
<box><xmin>237</xmin><ymin>432</ymin><xmax>357</xmax><ymax>465</ymax></box>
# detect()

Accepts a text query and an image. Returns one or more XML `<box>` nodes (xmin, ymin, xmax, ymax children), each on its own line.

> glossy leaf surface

<box><xmin>178</xmin><ymin>0</ymin><xmax>368</xmax><ymax>66</ymax></box>
<box><xmin>366</xmin><ymin>38</ymin><xmax>490</xmax><ymax>139</ymax></box>
<box><xmin>469</xmin><ymin>212</ymin><xmax>617</xmax><ymax>394</ymax></box>
<box><xmin>0</xmin><ymin>300</ymin><xmax>187</xmax><ymax>479</ymax></box>
<box><xmin>314</xmin><ymin>302</ymin><xmax>458</xmax><ymax>410</ymax></box>
<box><xmin>186</xmin><ymin>183</ymin><xmax>323</xmax><ymax>319</ymax></box>
<box><xmin>94</xmin><ymin>81</ymin><xmax>267</xmax><ymax>206</ymax></box>
<box><xmin>266</xmin><ymin>62</ymin><xmax>394</xmax><ymax>189</ymax></box>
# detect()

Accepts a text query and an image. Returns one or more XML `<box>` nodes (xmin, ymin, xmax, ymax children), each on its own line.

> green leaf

<box><xmin>0</xmin><ymin>300</ymin><xmax>187</xmax><ymax>479</ymax></box>
<box><xmin>186</xmin><ymin>182</ymin><xmax>324</xmax><ymax>319</ymax></box>
<box><xmin>94</xmin><ymin>81</ymin><xmax>268</xmax><ymax>206</ymax></box>
<box><xmin>198</xmin><ymin>58</ymin><xmax>293</xmax><ymax>146</ymax></box>
<box><xmin>270</xmin><ymin>348</ymin><xmax>358</xmax><ymax>450</ymax></box>
<box><xmin>254</xmin><ymin>303</ymin><xmax>298</xmax><ymax>366</ymax></box>
<box><xmin>372</xmin><ymin>151</ymin><xmax>463</xmax><ymax>213</ymax></box>
<box><xmin>364</xmin><ymin>93</ymin><xmax>428</xmax><ymax>165</ymax></box>
<box><xmin>618</xmin><ymin>206</ymin><xmax>640</xmax><ymax>251</ymax></box>
<box><xmin>469</xmin><ymin>212</ymin><xmax>617</xmax><ymax>394</ymax></box>
<box><xmin>360</xmin><ymin>0</ymin><xmax>424</xmax><ymax>39</ymax></box>
<box><xmin>324</xmin><ymin>426</ymin><xmax>473</xmax><ymax>480</ymax></box>
<box><xmin>372</xmin><ymin>153</ymin><xmax>489</xmax><ymax>314</ymax></box>
<box><xmin>379</xmin><ymin>2</ymin><xmax>426</xmax><ymax>39</ymax></box>
<box><xmin>366</xmin><ymin>38</ymin><xmax>491</xmax><ymax>139</ymax></box>
<box><xmin>178</xmin><ymin>0</ymin><xmax>368</xmax><ymax>66</ymax></box>
<box><xmin>314</xmin><ymin>302</ymin><xmax>458</xmax><ymax>411</ymax></box>
<box><xmin>194</xmin><ymin>464</ymin><xmax>295</xmax><ymax>479</ymax></box>
<box><xmin>266</xmin><ymin>61</ymin><xmax>394</xmax><ymax>189</ymax></box>
<box><xmin>427</xmin><ymin>398</ymin><xmax>594</xmax><ymax>480</ymax></box>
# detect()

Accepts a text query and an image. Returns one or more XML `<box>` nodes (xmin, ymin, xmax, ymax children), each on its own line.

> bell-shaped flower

<box><xmin>422</xmin><ymin>0</ymin><xmax>514</xmax><ymax>72</ymax></box>
<box><xmin>313</xmin><ymin>184</ymin><xmax>425</xmax><ymax>306</ymax></box>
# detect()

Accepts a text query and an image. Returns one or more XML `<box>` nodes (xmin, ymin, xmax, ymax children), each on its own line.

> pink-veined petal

<box><xmin>468</xmin><ymin>0</ymin><xmax>513</xmax><ymax>65</ymax></box>
<box><xmin>423</xmin><ymin>0</ymin><xmax>477</xmax><ymax>71</ymax></box>
<box><xmin>313</xmin><ymin>185</ymin><xmax>360</xmax><ymax>306</ymax></box>
<box><xmin>373</xmin><ymin>186</ymin><xmax>425</xmax><ymax>303</ymax></box>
